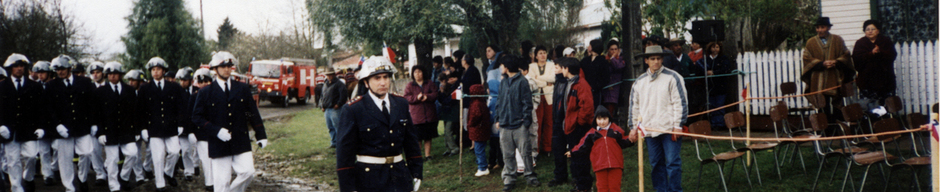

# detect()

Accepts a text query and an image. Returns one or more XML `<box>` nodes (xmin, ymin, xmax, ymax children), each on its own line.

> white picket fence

<box><xmin>736</xmin><ymin>40</ymin><xmax>939</xmax><ymax>115</ymax></box>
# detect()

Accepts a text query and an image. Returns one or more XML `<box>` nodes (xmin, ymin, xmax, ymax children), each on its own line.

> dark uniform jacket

<box><xmin>94</xmin><ymin>82</ymin><xmax>139</xmax><ymax>145</ymax></box>
<box><xmin>139</xmin><ymin>79</ymin><xmax>186</xmax><ymax>138</ymax></box>
<box><xmin>48</xmin><ymin>75</ymin><xmax>97</xmax><ymax>138</ymax></box>
<box><xmin>0</xmin><ymin>77</ymin><xmax>43</xmax><ymax>142</ymax></box>
<box><xmin>335</xmin><ymin>93</ymin><xmax>423</xmax><ymax>192</ymax></box>
<box><xmin>36</xmin><ymin>80</ymin><xmax>56</xmax><ymax>141</ymax></box>
<box><xmin>192</xmin><ymin>79</ymin><xmax>266</xmax><ymax>158</ymax></box>
<box><xmin>180</xmin><ymin>85</ymin><xmax>197</xmax><ymax>136</ymax></box>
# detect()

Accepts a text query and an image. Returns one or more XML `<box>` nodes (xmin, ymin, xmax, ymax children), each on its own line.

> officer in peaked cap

<box><xmin>48</xmin><ymin>54</ymin><xmax>98</xmax><ymax>192</ymax></box>
<box><xmin>28</xmin><ymin>60</ymin><xmax>59</xmax><ymax>186</ymax></box>
<box><xmin>174</xmin><ymin>67</ymin><xmax>200</xmax><ymax>182</ymax></box>
<box><xmin>139</xmin><ymin>57</ymin><xmax>185</xmax><ymax>191</ymax></box>
<box><xmin>93</xmin><ymin>61</ymin><xmax>143</xmax><ymax>191</ymax></box>
<box><xmin>88</xmin><ymin>61</ymin><xmax>107</xmax><ymax>87</ymax></box>
<box><xmin>335</xmin><ymin>56</ymin><xmax>423</xmax><ymax>192</ymax></box>
<box><xmin>191</xmin><ymin>51</ymin><xmax>266</xmax><ymax>192</ymax></box>
<box><xmin>85</xmin><ymin>61</ymin><xmax>110</xmax><ymax>187</ymax></box>
<box><xmin>1</xmin><ymin>53</ymin><xmax>43</xmax><ymax>192</ymax></box>
<box><xmin>190</xmin><ymin>67</ymin><xmax>215</xmax><ymax>191</ymax></box>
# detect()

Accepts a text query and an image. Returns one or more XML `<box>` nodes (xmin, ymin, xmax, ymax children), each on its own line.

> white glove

<box><xmin>91</xmin><ymin>125</ymin><xmax>98</xmax><ymax>136</ymax></box>
<box><xmin>178</xmin><ymin>127</ymin><xmax>184</xmax><ymax>136</ymax></box>
<box><xmin>98</xmin><ymin>136</ymin><xmax>107</xmax><ymax>145</ymax></box>
<box><xmin>188</xmin><ymin>133</ymin><xmax>197</xmax><ymax>143</ymax></box>
<box><xmin>217</xmin><ymin>128</ymin><xmax>232</xmax><ymax>142</ymax></box>
<box><xmin>135</xmin><ymin>135</ymin><xmax>140</xmax><ymax>141</ymax></box>
<box><xmin>0</xmin><ymin>126</ymin><xmax>10</xmax><ymax>139</ymax></box>
<box><xmin>34</xmin><ymin>129</ymin><xmax>44</xmax><ymax>139</ymax></box>
<box><xmin>141</xmin><ymin>129</ymin><xmax>149</xmax><ymax>141</ymax></box>
<box><xmin>257</xmin><ymin>139</ymin><xmax>268</xmax><ymax>149</ymax></box>
<box><xmin>56</xmin><ymin>124</ymin><xmax>69</xmax><ymax>138</ymax></box>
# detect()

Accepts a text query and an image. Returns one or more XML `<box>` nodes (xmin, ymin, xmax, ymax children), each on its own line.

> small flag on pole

<box><xmin>636</xmin><ymin>120</ymin><xmax>646</xmax><ymax>137</ymax></box>
<box><xmin>358</xmin><ymin>56</ymin><xmax>365</xmax><ymax>66</ymax></box>
<box><xmin>383</xmin><ymin>42</ymin><xmax>397</xmax><ymax>64</ymax></box>
<box><xmin>740</xmin><ymin>84</ymin><xmax>748</xmax><ymax>99</ymax></box>
<box><xmin>452</xmin><ymin>85</ymin><xmax>463</xmax><ymax>100</ymax></box>
<box><xmin>930</xmin><ymin>119</ymin><xmax>939</xmax><ymax>141</ymax></box>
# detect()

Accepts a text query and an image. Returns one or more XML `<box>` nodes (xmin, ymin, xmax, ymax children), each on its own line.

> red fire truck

<box><xmin>247</xmin><ymin>58</ymin><xmax>317</xmax><ymax>107</ymax></box>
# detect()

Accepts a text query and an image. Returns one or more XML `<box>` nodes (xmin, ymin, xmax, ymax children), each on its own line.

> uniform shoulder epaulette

<box><xmin>347</xmin><ymin>96</ymin><xmax>362</xmax><ymax>105</ymax></box>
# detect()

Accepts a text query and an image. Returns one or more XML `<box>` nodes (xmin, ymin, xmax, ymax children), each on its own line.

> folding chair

<box><xmin>723</xmin><ymin>111</ymin><xmax>781</xmax><ymax>182</ymax></box>
<box><xmin>883</xmin><ymin>113</ymin><xmax>932</xmax><ymax>192</ymax></box>
<box><xmin>780</xmin><ymin>82</ymin><xmax>812</xmax><ymax>131</ymax></box>
<box><xmin>841</xmin><ymin>118</ymin><xmax>900</xmax><ymax>192</ymax></box>
<box><xmin>772</xmin><ymin>101</ymin><xmax>814</xmax><ymax>173</ymax></box>
<box><xmin>811</xmin><ymin>105</ymin><xmax>872</xmax><ymax>192</ymax></box>
<box><xmin>689</xmin><ymin>120</ymin><xmax>752</xmax><ymax>192</ymax></box>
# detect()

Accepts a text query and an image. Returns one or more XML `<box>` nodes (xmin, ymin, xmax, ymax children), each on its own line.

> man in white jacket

<box><xmin>628</xmin><ymin>45</ymin><xmax>688</xmax><ymax>192</ymax></box>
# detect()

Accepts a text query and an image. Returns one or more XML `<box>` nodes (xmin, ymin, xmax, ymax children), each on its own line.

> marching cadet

<box><xmin>139</xmin><ymin>57</ymin><xmax>184</xmax><ymax>191</ymax></box>
<box><xmin>164</xmin><ymin>70</ymin><xmax>177</xmax><ymax>83</ymax></box>
<box><xmin>93</xmin><ymin>62</ymin><xmax>143</xmax><ymax>192</ymax></box>
<box><xmin>48</xmin><ymin>55</ymin><xmax>97</xmax><ymax>192</ymax></box>
<box><xmin>192</xmin><ymin>51</ymin><xmax>267</xmax><ymax>192</ymax></box>
<box><xmin>1</xmin><ymin>53</ymin><xmax>43</xmax><ymax>192</ymax></box>
<box><xmin>335</xmin><ymin>56</ymin><xmax>424</xmax><ymax>192</ymax></box>
<box><xmin>71</xmin><ymin>63</ymin><xmax>86</xmax><ymax>78</ymax></box>
<box><xmin>175</xmin><ymin>67</ymin><xmax>200</xmax><ymax>182</ymax></box>
<box><xmin>85</xmin><ymin>61</ymin><xmax>108</xmax><ymax>187</ymax></box>
<box><xmin>28</xmin><ymin>61</ymin><xmax>58</xmax><ymax>186</ymax></box>
<box><xmin>192</xmin><ymin>68</ymin><xmax>214</xmax><ymax>191</ymax></box>
<box><xmin>123</xmin><ymin>69</ymin><xmax>153</xmax><ymax>184</ymax></box>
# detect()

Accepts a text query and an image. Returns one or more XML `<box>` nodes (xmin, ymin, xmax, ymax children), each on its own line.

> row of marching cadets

<box><xmin>0</xmin><ymin>51</ymin><xmax>267</xmax><ymax>192</ymax></box>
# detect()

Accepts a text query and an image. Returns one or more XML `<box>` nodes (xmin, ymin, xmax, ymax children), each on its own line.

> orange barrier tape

<box><xmin>646</xmin><ymin>126</ymin><xmax>927</xmax><ymax>142</ymax></box>
<box><xmin>687</xmin><ymin>81</ymin><xmax>849</xmax><ymax>118</ymax></box>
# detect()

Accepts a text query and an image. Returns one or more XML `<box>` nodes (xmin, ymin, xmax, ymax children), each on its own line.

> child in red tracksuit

<box><xmin>570</xmin><ymin>106</ymin><xmax>634</xmax><ymax>192</ymax></box>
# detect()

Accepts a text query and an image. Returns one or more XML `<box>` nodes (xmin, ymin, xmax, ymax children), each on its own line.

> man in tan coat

<box><xmin>801</xmin><ymin>17</ymin><xmax>855</xmax><ymax>121</ymax></box>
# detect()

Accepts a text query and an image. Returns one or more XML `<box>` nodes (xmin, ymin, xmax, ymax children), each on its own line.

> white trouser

<box><xmin>149</xmin><ymin>136</ymin><xmax>180</xmax><ymax>188</ymax></box>
<box><xmin>84</xmin><ymin>138</ymin><xmax>106</xmax><ymax>180</ymax></box>
<box><xmin>21</xmin><ymin>141</ymin><xmax>39</xmax><ymax>182</ymax></box>
<box><xmin>197</xmin><ymin>141</ymin><xmax>213</xmax><ymax>187</ymax></box>
<box><xmin>56</xmin><ymin>135</ymin><xmax>94</xmax><ymax>192</ymax></box>
<box><xmin>105</xmin><ymin>143</ymin><xmax>141</xmax><ymax>191</ymax></box>
<box><xmin>212</xmin><ymin>152</ymin><xmax>254</xmax><ymax>192</ymax></box>
<box><xmin>4</xmin><ymin>141</ymin><xmax>23</xmax><ymax>192</ymax></box>
<box><xmin>44</xmin><ymin>139</ymin><xmax>58</xmax><ymax>176</ymax></box>
<box><xmin>179</xmin><ymin>134</ymin><xmax>197</xmax><ymax>176</ymax></box>
<box><xmin>135</xmin><ymin>140</ymin><xmax>153</xmax><ymax>181</ymax></box>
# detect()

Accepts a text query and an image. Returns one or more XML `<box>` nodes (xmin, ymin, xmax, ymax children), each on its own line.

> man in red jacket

<box><xmin>558</xmin><ymin>57</ymin><xmax>594</xmax><ymax>192</ymax></box>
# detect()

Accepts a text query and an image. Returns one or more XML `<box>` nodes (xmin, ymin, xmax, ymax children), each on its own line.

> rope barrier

<box><xmin>686</xmin><ymin>81</ymin><xmax>849</xmax><ymax>118</ymax></box>
<box><xmin>645</xmin><ymin>126</ymin><xmax>928</xmax><ymax>142</ymax></box>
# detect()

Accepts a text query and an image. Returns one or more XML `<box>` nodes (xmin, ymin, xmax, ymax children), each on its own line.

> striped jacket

<box><xmin>627</xmin><ymin>67</ymin><xmax>688</xmax><ymax>138</ymax></box>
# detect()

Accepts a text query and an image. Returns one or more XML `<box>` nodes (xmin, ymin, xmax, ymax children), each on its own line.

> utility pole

<box><xmin>200</xmin><ymin>0</ymin><xmax>205</xmax><ymax>39</ymax></box>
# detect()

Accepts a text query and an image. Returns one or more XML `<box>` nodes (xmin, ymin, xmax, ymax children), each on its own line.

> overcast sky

<box><xmin>62</xmin><ymin>0</ymin><xmax>307</xmax><ymax>58</ymax></box>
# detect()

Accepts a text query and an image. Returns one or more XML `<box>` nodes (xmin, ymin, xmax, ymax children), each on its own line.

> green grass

<box><xmin>260</xmin><ymin>110</ymin><xmax>932</xmax><ymax>191</ymax></box>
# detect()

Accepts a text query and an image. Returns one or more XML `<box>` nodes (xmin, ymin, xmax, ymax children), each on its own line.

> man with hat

<box><xmin>28</xmin><ymin>60</ymin><xmax>60</xmax><ymax>186</ymax></box>
<box><xmin>93</xmin><ymin>61</ymin><xmax>143</xmax><ymax>191</ymax></box>
<box><xmin>191</xmin><ymin>68</ymin><xmax>215</xmax><ymax>191</ymax></box>
<box><xmin>801</xmin><ymin>16</ymin><xmax>855</xmax><ymax>122</ymax></box>
<box><xmin>643</xmin><ymin>35</ymin><xmax>683</xmax><ymax>75</ymax></box>
<box><xmin>139</xmin><ymin>57</ymin><xmax>185</xmax><ymax>191</ymax></box>
<box><xmin>320</xmin><ymin>67</ymin><xmax>347</xmax><ymax>148</ymax></box>
<box><xmin>72</xmin><ymin>62</ymin><xmax>87</xmax><ymax>78</ymax></box>
<box><xmin>86</xmin><ymin>61</ymin><xmax>110</xmax><ymax>187</ymax></box>
<box><xmin>1</xmin><ymin>53</ymin><xmax>44</xmax><ymax>192</ymax></box>
<box><xmin>192</xmin><ymin>51</ymin><xmax>267</xmax><ymax>192</ymax></box>
<box><xmin>666</xmin><ymin>38</ymin><xmax>691</xmax><ymax>77</ymax></box>
<box><xmin>174</xmin><ymin>67</ymin><xmax>200</xmax><ymax>182</ymax></box>
<box><xmin>627</xmin><ymin>45</ymin><xmax>688</xmax><ymax>192</ymax></box>
<box><xmin>335</xmin><ymin>56</ymin><xmax>423</xmax><ymax>192</ymax></box>
<box><xmin>48</xmin><ymin>54</ymin><xmax>98</xmax><ymax>192</ymax></box>
<box><xmin>123</xmin><ymin>69</ymin><xmax>153</xmax><ymax>185</ymax></box>
<box><xmin>164</xmin><ymin>70</ymin><xmax>177</xmax><ymax>83</ymax></box>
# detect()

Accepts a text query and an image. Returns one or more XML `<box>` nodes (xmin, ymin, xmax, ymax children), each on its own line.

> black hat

<box><xmin>643</xmin><ymin>35</ymin><xmax>667</xmax><ymax>46</ymax></box>
<box><xmin>815</xmin><ymin>17</ymin><xmax>833</xmax><ymax>27</ymax></box>
<box><xmin>164</xmin><ymin>70</ymin><xmax>177</xmax><ymax>78</ymax></box>
<box><xmin>595</xmin><ymin>106</ymin><xmax>610</xmax><ymax>119</ymax></box>
<box><xmin>71</xmin><ymin>63</ymin><xmax>85</xmax><ymax>73</ymax></box>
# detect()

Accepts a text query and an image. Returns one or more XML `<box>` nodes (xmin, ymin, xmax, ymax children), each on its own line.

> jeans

<box><xmin>473</xmin><ymin>141</ymin><xmax>488</xmax><ymax>171</ymax></box>
<box><xmin>325</xmin><ymin>108</ymin><xmax>341</xmax><ymax>147</ymax></box>
<box><xmin>646</xmin><ymin>134</ymin><xmax>683</xmax><ymax>192</ymax></box>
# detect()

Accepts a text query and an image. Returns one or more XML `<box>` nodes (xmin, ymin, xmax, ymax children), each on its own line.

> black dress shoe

<box><xmin>502</xmin><ymin>184</ymin><xmax>513</xmax><ymax>192</ymax></box>
<box><xmin>156</xmin><ymin>187</ymin><xmax>168</xmax><ymax>192</ymax></box>
<box><xmin>164</xmin><ymin>174</ymin><xmax>178</xmax><ymax>187</ymax></box>
<box><xmin>205</xmin><ymin>186</ymin><xmax>214</xmax><ymax>191</ymax></box>
<box><xmin>185</xmin><ymin>175</ymin><xmax>194</xmax><ymax>182</ymax></box>
<box><xmin>119</xmin><ymin>179</ymin><xmax>133</xmax><ymax>191</ymax></box>
<box><xmin>95</xmin><ymin>179</ymin><xmax>107</xmax><ymax>186</ymax></box>
<box><xmin>43</xmin><ymin>178</ymin><xmax>55</xmax><ymax>186</ymax></box>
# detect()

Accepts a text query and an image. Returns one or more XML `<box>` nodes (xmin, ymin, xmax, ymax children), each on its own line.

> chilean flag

<box><xmin>383</xmin><ymin>42</ymin><xmax>397</xmax><ymax>64</ymax></box>
<box><xmin>741</xmin><ymin>84</ymin><xmax>748</xmax><ymax>99</ymax></box>
<box><xmin>357</xmin><ymin>56</ymin><xmax>365</xmax><ymax>66</ymax></box>
<box><xmin>636</xmin><ymin>120</ymin><xmax>646</xmax><ymax>137</ymax></box>
<box><xmin>451</xmin><ymin>85</ymin><xmax>462</xmax><ymax>100</ymax></box>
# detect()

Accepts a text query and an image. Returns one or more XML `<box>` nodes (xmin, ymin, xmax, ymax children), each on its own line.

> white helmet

<box><xmin>146</xmin><ymin>57</ymin><xmax>169</xmax><ymax>70</ymax></box>
<box><xmin>103</xmin><ymin>62</ymin><xmax>124</xmax><ymax>75</ymax></box>
<box><xmin>194</xmin><ymin>68</ymin><xmax>212</xmax><ymax>82</ymax></box>
<box><xmin>356</xmin><ymin>56</ymin><xmax>397</xmax><ymax>79</ymax></box>
<box><xmin>123</xmin><ymin>69</ymin><xmax>145</xmax><ymax>81</ymax></box>
<box><xmin>88</xmin><ymin>61</ymin><xmax>105</xmax><ymax>73</ymax></box>
<box><xmin>209</xmin><ymin>51</ymin><xmax>237</xmax><ymax>68</ymax></box>
<box><xmin>32</xmin><ymin>61</ymin><xmax>52</xmax><ymax>73</ymax></box>
<box><xmin>175</xmin><ymin>67</ymin><xmax>194</xmax><ymax>80</ymax></box>
<box><xmin>3</xmin><ymin>53</ymin><xmax>30</xmax><ymax>68</ymax></box>
<box><xmin>50</xmin><ymin>55</ymin><xmax>76</xmax><ymax>70</ymax></box>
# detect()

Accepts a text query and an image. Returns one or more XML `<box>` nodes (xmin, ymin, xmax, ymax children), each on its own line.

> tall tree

<box><xmin>0</xmin><ymin>0</ymin><xmax>87</xmax><ymax>61</ymax></box>
<box><xmin>122</xmin><ymin>0</ymin><xmax>207</xmax><ymax>71</ymax></box>
<box><xmin>217</xmin><ymin>17</ymin><xmax>239</xmax><ymax>51</ymax></box>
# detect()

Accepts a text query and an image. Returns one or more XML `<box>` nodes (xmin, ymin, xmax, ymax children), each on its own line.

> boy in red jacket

<box><xmin>570</xmin><ymin>106</ymin><xmax>634</xmax><ymax>192</ymax></box>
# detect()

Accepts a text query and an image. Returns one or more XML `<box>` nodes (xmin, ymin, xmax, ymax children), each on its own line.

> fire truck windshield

<box><xmin>250</xmin><ymin>63</ymin><xmax>281</xmax><ymax>78</ymax></box>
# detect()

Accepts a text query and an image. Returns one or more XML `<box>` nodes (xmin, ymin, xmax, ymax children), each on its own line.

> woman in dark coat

<box><xmin>852</xmin><ymin>20</ymin><xmax>897</xmax><ymax>110</ymax></box>
<box><xmin>404</xmin><ymin>65</ymin><xmax>439</xmax><ymax>160</ymax></box>
<box><xmin>690</xmin><ymin>42</ymin><xmax>734</xmax><ymax>127</ymax></box>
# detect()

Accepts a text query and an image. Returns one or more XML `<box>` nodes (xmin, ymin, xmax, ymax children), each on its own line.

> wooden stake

<box><xmin>745</xmin><ymin>83</ymin><xmax>751</xmax><ymax>166</ymax></box>
<box><xmin>458</xmin><ymin>83</ymin><xmax>464</xmax><ymax>182</ymax></box>
<box><xmin>638</xmin><ymin>135</ymin><xmax>645</xmax><ymax>192</ymax></box>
